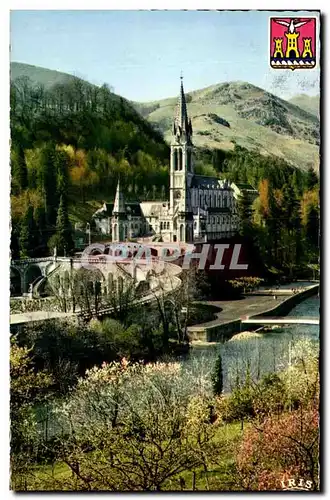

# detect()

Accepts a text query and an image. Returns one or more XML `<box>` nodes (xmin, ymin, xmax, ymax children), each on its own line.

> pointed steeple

<box><xmin>112</xmin><ymin>178</ymin><xmax>126</xmax><ymax>215</ymax></box>
<box><xmin>173</xmin><ymin>76</ymin><xmax>192</xmax><ymax>141</ymax></box>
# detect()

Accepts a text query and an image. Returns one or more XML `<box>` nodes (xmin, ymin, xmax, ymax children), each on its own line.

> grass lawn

<box><xmin>165</xmin><ymin>421</ymin><xmax>244</xmax><ymax>491</ymax></box>
<box><xmin>28</xmin><ymin>421</ymin><xmax>244</xmax><ymax>491</ymax></box>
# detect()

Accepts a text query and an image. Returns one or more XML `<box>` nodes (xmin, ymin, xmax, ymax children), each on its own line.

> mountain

<box><xmin>288</xmin><ymin>94</ymin><xmax>319</xmax><ymax>118</ymax></box>
<box><xmin>133</xmin><ymin>81</ymin><xmax>319</xmax><ymax>172</ymax></box>
<box><xmin>10</xmin><ymin>62</ymin><xmax>78</xmax><ymax>89</ymax></box>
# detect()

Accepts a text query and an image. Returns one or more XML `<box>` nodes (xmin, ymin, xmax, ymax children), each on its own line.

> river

<box><xmin>181</xmin><ymin>294</ymin><xmax>320</xmax><ymax>393</ymax></box>
<box><xmin>36</xmin><ymin>293</ymin><xmax>319</xmax><ymax>438</ymax></box>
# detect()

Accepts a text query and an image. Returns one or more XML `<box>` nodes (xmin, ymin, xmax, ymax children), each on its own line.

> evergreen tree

<box><xmin>237</xmin><ymin>191</ymin><xmax>253</xmax><ymax>238</ymax></box>
<box><xmin>54</xmin><ymin>194</ymin><xmax>74</xmax><ymax>256</ymax></box>
<box><xmin>305</xmin><ymin>204</ymin><xmax>319</xmax><ymax>249</ymax></box>
<box><xmin>38</xmin><ymin>143</ymin><xmax>58</xmax><ymax>226</ymax></box>
<box><xmin>54</xmin><ymin>148</ymin><xmax>70</xmax><ymax>196</ymax></box>
<box><xmin>34</xmin><ymin>205</ymin><xmax>48</xmax><ymax>254</ymax></box>
<box><xmin>266</xmin><ymin>189</ymin><xmax>282</xmax><ymax>265</ymax></box>
<box><xmin>306</xmin><ymin>166</ymin><xmax>319</xmax><ymax>191</ymax></box>
<box><xmin>19</xmin><ymin>206</ymin><xmax>36</xmax><ymax>258</ymax></box>
<box><xmin>10</xmin><ymin>225</ymin><xmax>20</xmax><ymax>260</ymax></box>
<box><xmin>11</xmin><ymin>144</ymin><xmax>28</xmax><ymax>194</ymax></box>
<box><xmin>292</xmin><ymin>169</ymin><xmax>302</xmax><ymax>198</ymax></box>
<box><xmin>212</xmin><ymin>352</ymin><xmax>223</xmax><ymax>396</ymax></box>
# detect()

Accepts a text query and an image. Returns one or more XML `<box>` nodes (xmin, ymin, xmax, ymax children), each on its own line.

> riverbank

<box><xmin>188</xmin><ymin>283</ymin><xmax>319</xmax><ymax>343</ymax></box>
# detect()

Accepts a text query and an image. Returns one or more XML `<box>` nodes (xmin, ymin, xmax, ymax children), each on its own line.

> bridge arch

<box><xmin>24</xmin><ymin>265</ymin><xmax>43</xmax><ymax>294</ymax></box>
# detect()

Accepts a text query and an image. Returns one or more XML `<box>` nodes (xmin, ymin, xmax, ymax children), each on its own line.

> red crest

<box><xmin>270</xmin><ymin>17</ymin><xmax>317</xmax><ymax>70</ymax></box>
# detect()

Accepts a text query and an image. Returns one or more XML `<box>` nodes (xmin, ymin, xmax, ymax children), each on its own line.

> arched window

<box><xmin>113</xmin><ymin>224</ymin><xmax>118</xmax><ymax>241</ymax></box>
<box><xmin>187</xmin><ymin>150</ymin><xmax>191</xmax><ymax>172</ymax></box>
<box><xmin>173</xmin><ymin>150</ymin><xmax>178</xmax><ymax>171</ymax></box>
<box><xmin>167</xmin><ymin>222</ymin><xmax>170</xmax><ymax>230</ymax></box>
<box><xmin>180</xmin><ymin>225</ymin><xmax>184</xmax><ymax>241</ymax></box>
<box><xmin>224</xmin><ymin>197</ymin><xmax>227</xmax><ymax>208</ymax></box>
<box><xmin>178</xmin><ymin>149</ymin><xmax>183</xmax><ymax>171</ymax></box>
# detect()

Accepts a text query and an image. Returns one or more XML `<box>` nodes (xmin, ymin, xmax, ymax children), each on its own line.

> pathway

<box><xmin>241</xmin><ymin>316</ymin><xmax>319</xmax><ymax>326</ymax></box>
<box><xmin>188</xmin><ymin>283</ymin><xmax>319</xmax><ymax>334</ymax></box>
<box><xmin>10</xmin><ymin>311</ymin><xmax>75</xmax><ymax>325</ymax></box>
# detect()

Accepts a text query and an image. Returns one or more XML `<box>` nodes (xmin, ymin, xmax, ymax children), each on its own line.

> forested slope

<box><xmin>10</xmin><ymin>74</ymin><xmax>169</xmax><ymax>257</ymax></box>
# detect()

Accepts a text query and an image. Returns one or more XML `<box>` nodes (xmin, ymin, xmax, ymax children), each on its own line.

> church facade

<box><xmin>92</xmin><ymin>78</ymin><xmax>257</xmax><ymax>243</ymax></box>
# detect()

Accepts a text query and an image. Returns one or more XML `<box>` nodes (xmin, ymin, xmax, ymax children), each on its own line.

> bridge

<box><xmin>241</xmin><ymin>316</ymin><xmax>319</xmax><ymax>326</ymax></box>
<box><xmin>10</xmin><ymin>257</ymin><xmax>183</xmax><ymax>326</ymax></box>
<box><xmin>10</xmin><ymin>257</ymin><xmax>71</xmax><ymax>296</ymax></box>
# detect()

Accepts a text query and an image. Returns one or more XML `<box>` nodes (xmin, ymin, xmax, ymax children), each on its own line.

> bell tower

<box><xmin>111</xmin><ymin>179</ymin><xmax>127</xmax><ymax>242</ymax></box>
<box><xmin>169</xmin><ymin>76</ymin><xmax>194</xmax><ymax>243</ymax></box>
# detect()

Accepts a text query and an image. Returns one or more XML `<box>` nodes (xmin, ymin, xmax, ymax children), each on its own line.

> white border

<box><xmin>1</xmin><ymin>3</ymin><xmax>327</xmax><ymax>498</ymax></box>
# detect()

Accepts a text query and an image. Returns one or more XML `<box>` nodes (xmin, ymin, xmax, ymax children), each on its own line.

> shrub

<box><xmin>212</xmin><ymin>352</ymin><xmax>223</xmax><ymax>396</ymax></box>
<box><xmin>236</xmin><ymin>404</ymin><xmax>319</xmax><ymax>490</ymax></box>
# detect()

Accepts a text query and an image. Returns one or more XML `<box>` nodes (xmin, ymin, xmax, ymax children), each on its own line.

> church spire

<box><xmin>113</xmin><ymin>178</ymin><xmax>125</xmax><ymax>214</ymax></box>
<box><xmin>173</xmin><ymin>76</ymin><xmax>192</xmax><ymax>141</ymax></box>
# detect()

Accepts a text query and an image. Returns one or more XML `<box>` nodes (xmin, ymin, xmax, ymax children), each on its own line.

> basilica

<box><xmin>93</xmin><ymin>78</ymin><xmax>257</xmax><ymax>243</ymax></box>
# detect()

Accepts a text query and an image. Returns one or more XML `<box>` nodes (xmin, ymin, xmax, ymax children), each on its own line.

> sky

<box><xmin>10</xmin><ymin>10</ymin><xmax>320</xmax><ymax>102</ymax></box>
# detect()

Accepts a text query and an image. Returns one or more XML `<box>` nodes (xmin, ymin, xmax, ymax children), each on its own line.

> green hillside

<box><xmin>10</xmin><ymin>62</ymin><xmax>169</xmax><ymax>258</ymax></box>
<box><xmin>10</xmin><ymin>62</ymin><xmax>77</xmax><ymax>89</ymax></box>
<box><xmin>133</xmin><ymin>81</ymin><xmax>319</xmax><ymax>172</ymax></box>
<box><xmin>288</xmin><ymin>94</ymin><xmax>320</xmax><ymax>118</ymax></box>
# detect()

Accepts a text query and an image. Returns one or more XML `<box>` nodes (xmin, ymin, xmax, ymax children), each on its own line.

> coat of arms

<box><xmin>270</xmin><ymin>17</ymin><xmax>317</xmax><ymax>70</ymax></box>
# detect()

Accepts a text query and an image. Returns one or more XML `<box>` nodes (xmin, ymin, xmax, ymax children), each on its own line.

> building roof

<box><xmin>191</xmin><ymin>175</ymin><xmax>231</xmax><ymax>190</ymax></box>
<box><xmin>113</xmin><ymin>179</ymin><xmax>126</xmax><ymax>214</ymax></box>
<box><xmin>93</xmin><ymin>202</ymin><xmax>143</xmax><ymax>219</ymax></box>
<box><xmin>140</xmin><ymin>201</ymin><xmax>169</xmax><ymax>218</ymax></box>
<box><xmin>172</xmin><ymin>77</ymin><xmax>193</xmax><ymax>141</ymax></box>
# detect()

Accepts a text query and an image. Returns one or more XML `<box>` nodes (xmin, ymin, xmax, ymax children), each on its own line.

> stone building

<box><xmin>93</xmin><ymin>78</ymin><xmax>257</xmax><ymax>243</ymax></box>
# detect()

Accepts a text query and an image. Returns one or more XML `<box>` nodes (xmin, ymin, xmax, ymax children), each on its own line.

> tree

<box><xmin>11</xmin><ymin>144</ymin><xmax>28</xmax><ymax>194</ymax></box>
<box><xmin>148</xmin><ymin>268</ymin><xmax>197</xmax><ymax>351</ymax></box>
<box><xmin>53</xmin><ymin>194</ymin><xmax>74</xmax><ymax>256</ymax></box>
<box><xmin>19</xmin><ymin>205</ymin><xmax>37</xmax><ymax>258</ymax></box>
<box><xmin>103</xmin><ymin>273</ymin><xmax>137</xmax><ymax>324</ymax></box>
<box><xmin>53</xmin><ymin>147</ymin><xmax>70</xmax><ymax>196</ymax></box>
<box><xmin>306</xmin><ymin>166</ymin><xmax>319</xmax><ymax>191</ymax></box>
<box><xmin>33</xmin><ymin>204</ymin><xmax>47</xmax><ymax>254</ymax></box>
<box><xmin>237</xmin><ymin>192</ymin><xmax>253</xmax><ymax>238</ymax></box>
<box><xmin>38</xmin><ymin>143</ymin><xmax>59</xmax><ymax>226</ymax></box>
<box><xmin>10</xmin><ymin>340</ymin><xmax>53</xmax><ymax>490</ymax></box>
<box><xmin>11</xmin><ymin>224</ymin><xmax>20</xmax><ymax>260</ymax></box>
<box><xmin>43</xmin><ymin>360</ymin><xmax>216</xmax><ymax>491</ymax></box>
<box><xmin>212</xmin><ymin>352</ymin><xmax>223</xmax><ymax>396</ymax></box>
<box><xmin>235</xmin><ymin>339</ymin><xmax>320</xmax><ymax>491</ymax></box>
<box><xmin>305</xmin><ymin>204</ymin><xmax>319</xmax><ymax>249</ymax></box>
<box><xmin>236</xmin><ymin>405</ymin><xmax>319</xmax><ymax>490</ymax></box>
<box><xmin>258</xmin><ymin>179</ymin><xmax>270</xmax><ymax>218</ymax></box>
